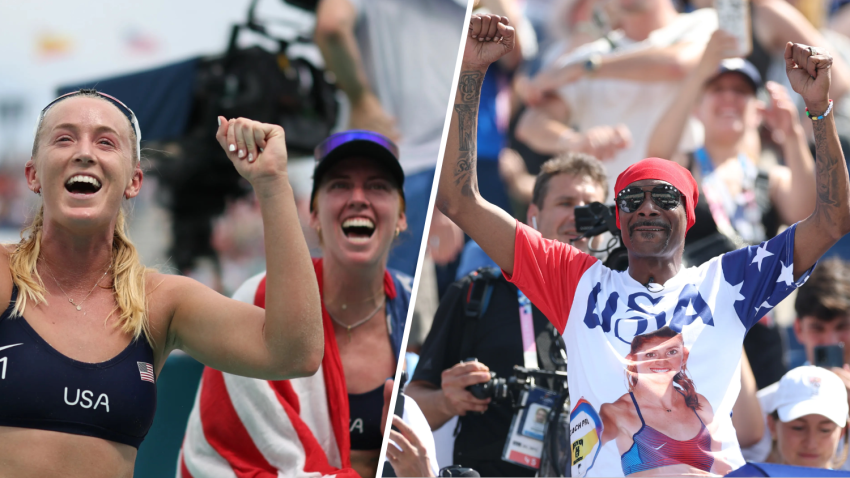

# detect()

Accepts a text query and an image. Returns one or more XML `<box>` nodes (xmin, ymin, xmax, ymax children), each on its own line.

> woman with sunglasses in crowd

<box><xmin>180</xmin><ymin>131</ymin><xmax>434</xmax><ymax>478</ymax></box>
<box><xmin>0</xmin><ymin>89</ymin><xmax>323</xmax><ymax>477</ymax></box>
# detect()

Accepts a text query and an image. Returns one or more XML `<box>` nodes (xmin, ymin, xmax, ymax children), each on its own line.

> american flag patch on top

<box><xmin>137</xmin><ymin>362</ymin><xmax>155</xmax><ymax>383</ymax></box>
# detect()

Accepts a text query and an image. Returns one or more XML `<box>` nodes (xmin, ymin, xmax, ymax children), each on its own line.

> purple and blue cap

<box><xmin>310</xmin><ymin>130</ymin><xmax>404</xmax><ymax>211</ymax></box>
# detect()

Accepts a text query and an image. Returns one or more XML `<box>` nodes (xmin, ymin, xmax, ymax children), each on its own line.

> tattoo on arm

<box><xmin>812</xmin><ymin>119</ymin><xmax>841</xmax><ymax>216</ymax></box>
<box><xmin>454</xmin><ymin>71</ymin><xmax>484</xmax><ymax>198</ymax></box>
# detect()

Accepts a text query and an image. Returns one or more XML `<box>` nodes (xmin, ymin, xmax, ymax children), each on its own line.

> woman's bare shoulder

<box><xmin>601</xmin><ymin>393</ymin><xmax>636</xmax><ymax>417</ymax></box>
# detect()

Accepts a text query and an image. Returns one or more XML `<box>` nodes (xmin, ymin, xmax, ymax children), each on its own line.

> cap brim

<box><xmin>778</xmin><ymin>401</ymin><xmax>848</xmax><ymax>427</ymax></box>
<box><xmin>310</xmin><ymin>140</ymin><xmax>405</xmax><ymax>210</ymax></box>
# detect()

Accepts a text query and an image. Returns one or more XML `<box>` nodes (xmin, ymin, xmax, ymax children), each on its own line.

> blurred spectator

<box><xmin>763</xmin><ymin>366</ymin><xmax>849</xmax><ymax>470</ymax></box>
<box><xmin>514</xmin><ymin>0</ymin><xmax>716</xmax><ymax>198</ymax></box>
<box><xmin>753</xmin><ymin>0</ymin><xmax>850</xmax><ymax>102</ymax></box>
<box><xmin>794</xmin><ymin>259</ymin><xmax>850</xmax><ymax>401</ymax></box>
<box><xmin>314</xmin><ymin>0</ymin><xmax>466</xmax><ymax>277</ymax></box>
<box><xmin>407</xmin><ymin>153</ymin><xmax>607</xmax><ymax>477</ymax></box>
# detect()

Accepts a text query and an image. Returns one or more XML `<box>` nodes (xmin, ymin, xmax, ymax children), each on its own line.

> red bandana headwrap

<box><xmin>614</xmin><ymin>157</ymin><xmax>699</xmax><ymax>232</ymax></box>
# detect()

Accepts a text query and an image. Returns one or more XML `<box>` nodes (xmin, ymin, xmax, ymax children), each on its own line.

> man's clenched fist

<box><xmin>462</xmin><ymin>14</ymin><xmax>516</xmax><ymax>71</ymax></box>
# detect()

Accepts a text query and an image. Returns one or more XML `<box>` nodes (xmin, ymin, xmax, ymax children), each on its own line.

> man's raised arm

<box><xmin>436</xmin><ymin>14</ymin><xmax>519</xmax><ymax>274</ymax></box>
<box><xmin>790</xmin><ymin>42</ymin><xmax>850</xmax><ymax>277</ymax></box>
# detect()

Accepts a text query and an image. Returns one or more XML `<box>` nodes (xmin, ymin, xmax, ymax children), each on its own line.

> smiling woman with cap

<box><xmin>765</xmin><ymin>366</ymin><xmax>850</xmax><ymax>469</ymax></box>
<box><xmin>180</xmin><ymin>129</ymin><xmax>418</xmax><ymax>478</ymax></box>
<box><xmin>0</xmin><ymin>89</ymin><xmax>323</xmax><ymax>477</ymax></box>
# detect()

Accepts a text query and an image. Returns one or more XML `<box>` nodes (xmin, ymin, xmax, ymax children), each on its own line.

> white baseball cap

<box><xmin>770</xmin><ymin>366</ymin><xmax>849</xmax><ymax>427</ymax></box>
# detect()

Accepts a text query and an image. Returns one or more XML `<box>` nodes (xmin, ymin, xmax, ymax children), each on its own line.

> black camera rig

<box><xmin>573</xmin><ymin>202</ymin><xmax>629</xmax><ymax>272</ymax></box>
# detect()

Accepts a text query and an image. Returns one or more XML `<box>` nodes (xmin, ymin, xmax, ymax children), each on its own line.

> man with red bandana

<box><xmin>436</xmin><ymin>13</ymin><xmax>850</xmax><ymax>477</ymax></box>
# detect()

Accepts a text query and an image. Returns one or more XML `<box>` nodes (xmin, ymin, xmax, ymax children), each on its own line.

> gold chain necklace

<box><xmin>326</xmin><ymin>299</ymin><xmax>385</xmax><ymax>342</ymax></box>
<box><xmin>42</xmin><ymin>261</ymin><xmax>111</xmax><ymax>312</ymax></box>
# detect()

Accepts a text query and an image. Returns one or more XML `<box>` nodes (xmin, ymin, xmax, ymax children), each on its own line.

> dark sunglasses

<box><xmin>616</xmin><ymin>184</ymin><xmax>682</xmax><ymax>213</ymax></box>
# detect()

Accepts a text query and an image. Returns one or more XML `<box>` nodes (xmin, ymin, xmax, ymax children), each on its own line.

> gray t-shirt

<box><xmin>350</xmin><ymin>0</ymin><xmax>467</xmax><ymax>174</ymax></box>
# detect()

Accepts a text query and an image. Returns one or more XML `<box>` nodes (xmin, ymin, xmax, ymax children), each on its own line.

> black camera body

<box><xmin>574</xmin><ymin>202</ymin><xmax>629</xmax><ymax>272</ymax></box>
<box><xmin>466</xmin><ymin>371</ymin><xmax>510</xmax><ymax>401</ymax></box>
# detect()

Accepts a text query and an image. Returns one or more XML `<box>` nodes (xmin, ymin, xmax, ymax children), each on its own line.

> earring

<box><xmin>35</xmin><ymin>188</ymin><xmax>41</xmax><ymax>196</ymax></box>
<box><xmin>395</xmin><ymin>228</ymin><xmax>400</xmax><ymax>237</ymax></box>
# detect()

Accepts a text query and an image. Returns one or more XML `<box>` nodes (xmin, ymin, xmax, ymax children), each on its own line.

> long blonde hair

<box><xmin>9</xmin><ymin>91</ymin><xmax>153</xmax><ymax>344</ymax></box>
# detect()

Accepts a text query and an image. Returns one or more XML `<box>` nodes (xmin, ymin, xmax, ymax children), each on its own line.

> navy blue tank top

<box><xmin>348</xmin><ymin>384</ymin><xmax>385</xmax><ymax>450</ymax></box>
<box><xmin>0</xmin><ymin>286</ymin><xmax>157</xmax><ymax>448</ymax></box>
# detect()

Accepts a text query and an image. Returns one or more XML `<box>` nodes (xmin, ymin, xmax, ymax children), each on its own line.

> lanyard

<box><xmin>518</xmin><ymin>289</ymin><xmax>539</xmax><ymax>369</ymax></box>
<box><xmin>693</xmin><ymin>147</ymin><xmax>747</xmax><ymax>177</ymax></box>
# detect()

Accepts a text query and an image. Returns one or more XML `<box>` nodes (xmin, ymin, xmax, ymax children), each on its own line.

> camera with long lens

<box><xmin>574</xmin><ymin>202</ymin><xmax>629</xmax><ymax>272</ymax></box>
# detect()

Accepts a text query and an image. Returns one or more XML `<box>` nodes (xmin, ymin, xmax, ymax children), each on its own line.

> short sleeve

<box><xmin>504</xmin><ymin>221</ymin><xmax>598</xmax><ymax>333</ymax></box>
<box><xmin>720</xmin><ymin>223</ymin><xmax>815</xmax><ymax>330</ymax></box>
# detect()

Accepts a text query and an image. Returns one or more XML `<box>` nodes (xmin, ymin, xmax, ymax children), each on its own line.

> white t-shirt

<box><xmin>506</xmin><ymin>221</ymin><xmax>812</xmax><ymax>477</ymax></box>
<box><xmin>349</xmin><ymin>0</ymin><xmax>467</xmax><ymax>175</ymax></box>
<box><xmin>554</xmin><ymin>8</ymin><xmax>717</xmax><ymax>199</ymax></box>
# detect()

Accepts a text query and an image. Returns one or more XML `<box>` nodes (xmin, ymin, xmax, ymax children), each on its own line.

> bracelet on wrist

<box><xmin>805</xmin><ymin>99</ymin><xmax>833</xmax><ymax>121</ymax></box>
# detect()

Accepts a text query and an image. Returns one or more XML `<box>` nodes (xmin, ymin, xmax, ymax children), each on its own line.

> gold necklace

<box><xmin>326</xmin><ymin>299</ymin><xmax>385</xmax><ymax>342</ymax></box>
<box><xmin>42</xmin><ymin>261</ymin><xmax>111</xmax><ymax>312</ymax></box>
<box><xmin>324</xmin><ymin>288</ymin><xmax>385</xmax><ymax>311</ymax></box>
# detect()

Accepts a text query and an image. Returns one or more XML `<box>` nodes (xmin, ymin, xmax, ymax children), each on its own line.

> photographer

<box><xmin>437</xmin><ymin>13</ymin><xmax>850</xmax><ymax>476</ymax></box>
<box><xmin>408</xmin><ymin>153</ymin><xmax>608</xmax><ymax>476</ymax></box>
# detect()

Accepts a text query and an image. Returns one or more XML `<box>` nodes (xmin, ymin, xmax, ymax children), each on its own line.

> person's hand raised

<box><xmin>785</xmin><ymin>42</ymin><xmax>833</xmax><ymax>112</ymax></box>
<box><xmin>463</xmin><ymin>14</ymin><xmax>516</xmax><ymax>70</ymax></box>
<box><xmin>696</xmin><ymin>30</ymin><xmax>741</xmax><ymax>79</ymax></box>
<box><xmin>216</xmin><ymin>116</ymin><xmax>289</xmax><ymax>195</ymax></box>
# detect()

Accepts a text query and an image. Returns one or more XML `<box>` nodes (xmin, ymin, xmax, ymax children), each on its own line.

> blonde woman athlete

<box><xmin>0</xmin><ymin>89</ymin><xmax>323</xmax><ymax>478</ymax></box>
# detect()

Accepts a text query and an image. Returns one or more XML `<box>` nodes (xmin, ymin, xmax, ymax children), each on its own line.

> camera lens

<box><xmin>466</xmin><ymin>372</ymin><xmax>496</xmax><ymax>399</ymax></box>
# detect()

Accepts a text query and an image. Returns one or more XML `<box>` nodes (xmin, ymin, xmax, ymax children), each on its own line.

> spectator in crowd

<box><xmin>407</xmin><ymin>153</ymin><xmax>608</xmax><ymax>477</ymax></box>
<box><xmin>439</xmin><ymin>13</ymin><xmax>847</xmax><ymax>475</ymax></box>
<box><xmin>514</xmin><ymin>0</ymin><xmax>716</xmax><ymax>198</ymax></box>
<box><xmin>752</xmin><ymin>0</ymin><xmax>850</xmax><ymax>102</ymax></box>
<box><xmin>794</xmin><ymin>258</ymin><xmax>850</xmax><ymax>376</ymax></box>
<box><xmin>180</xmin><ymin>131</ymin><xmax>413</xmax><ymax>478</ymax></box>
<box><xmin>314</xmin><ymin>0</ymin><xmax>466</xmax><ymax>277</ymax></box>
<box><xmin>764</xmin><ymin>366</ymin><xmax>850</xmax><ymax>469</ymax></box>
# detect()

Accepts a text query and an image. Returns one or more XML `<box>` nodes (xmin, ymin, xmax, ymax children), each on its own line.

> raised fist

<box><xmin>785</xmin><ymin>42</ymin><xmax>832</xmax><ymax>112</ymax></box>
<box><xmin>462</xmin><ymin>14</ymin><xmax>516</xmax><ymax>70</ymax></box>
<box><xmin>696</xmin><ymin>30</ymin><xmax>741</xmax><ymax>79</ymax></box>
